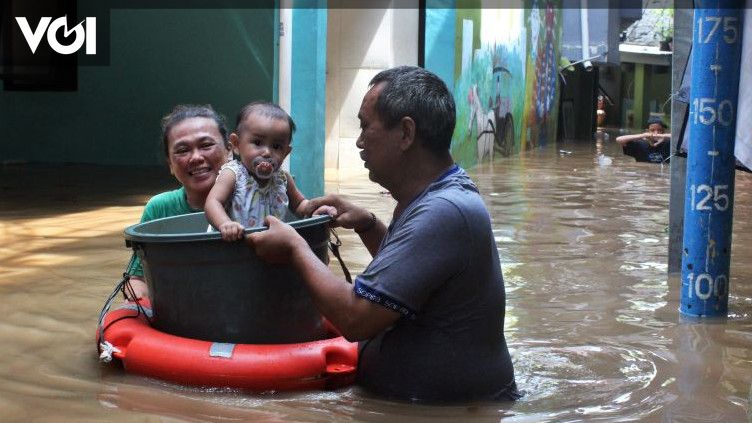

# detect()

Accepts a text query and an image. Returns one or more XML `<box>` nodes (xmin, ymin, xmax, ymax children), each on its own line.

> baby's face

<box><xmin>232</xmin><ymin>114</ymin><xmax>292</xmax><ymax>181</ymax></box>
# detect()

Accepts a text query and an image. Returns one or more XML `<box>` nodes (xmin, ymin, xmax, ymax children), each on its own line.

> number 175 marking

<box><xmin>698</xmin><ymin>16</ymin><xmax>738</xmax><ymax>44</ymax></box>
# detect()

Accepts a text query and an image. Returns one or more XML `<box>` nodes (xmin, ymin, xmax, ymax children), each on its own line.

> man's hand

<box><xmin>651</xmin><ymin>137</ymin><xmax>666</xmax><ymax>147</ymax></box>
<box><xmin>245</xmin><ymin>215</ymin><xmax>307</xmax><ymax>264</ymax></box>
<box><xmin>302</xmin><ymin>194</ymin><xmax>373</xmax><ymax>231</ymax></box>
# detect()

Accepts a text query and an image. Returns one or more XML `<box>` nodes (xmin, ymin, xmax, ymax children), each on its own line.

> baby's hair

<box><xmin>161</xmin><ymin>104</ymin><xmax>229</xmax><ymax>157</ymax></box>
<box><xmin>235</xmin><ymin>102</ymin><xmax>296</xmax><ymax>143</ymax></box>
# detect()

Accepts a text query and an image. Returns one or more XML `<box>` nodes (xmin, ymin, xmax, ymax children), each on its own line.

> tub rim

<box><xmin>124</xmin><ymin>212</ymin><xmax>331</xmax><ymax>243</ymax></box>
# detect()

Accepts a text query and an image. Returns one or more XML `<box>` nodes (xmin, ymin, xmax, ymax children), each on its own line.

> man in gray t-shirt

<box><xmin>248</xmin><ymin>66</ymin><xmax>518</xmax><ymax>402</ymax></box>
<box><xmin>355</xmin><ymin>166</ymin><xmax>516</xmax><ymax>401</ymax></box>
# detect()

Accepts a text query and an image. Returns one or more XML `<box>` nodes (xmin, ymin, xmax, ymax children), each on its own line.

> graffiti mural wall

<box><xmin>426</xmin><ymin>0</ymin><xmax>562</xmax><ymax>168</ymax></box>
<box><xmin>522</xmin><ymin>0</ymin><xmax>562</xmax><ymax>153</ymax></box>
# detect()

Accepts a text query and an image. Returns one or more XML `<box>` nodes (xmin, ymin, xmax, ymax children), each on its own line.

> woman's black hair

<box><xmin>161</xmin><ymin>104</ymin><xmax>229</xmax><ymax>157</ymax></box>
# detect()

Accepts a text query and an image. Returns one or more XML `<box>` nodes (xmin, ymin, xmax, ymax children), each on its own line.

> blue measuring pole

<box><xmin>680</xmin><ymin>1</ymin><xmax>744</xmax><ymax>317</ymax></box>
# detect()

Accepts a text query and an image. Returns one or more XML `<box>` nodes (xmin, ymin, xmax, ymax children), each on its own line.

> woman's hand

<box><xmin>124</xmin><ymin>276</ymin><xmax>149</xmax><ymax>301</ymax></box>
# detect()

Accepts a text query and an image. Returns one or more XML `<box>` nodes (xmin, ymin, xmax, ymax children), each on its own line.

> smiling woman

<box><xmin>124</xmin><ymin>105</ymin><xmax>231</xmax><ymax>300</ymax></box>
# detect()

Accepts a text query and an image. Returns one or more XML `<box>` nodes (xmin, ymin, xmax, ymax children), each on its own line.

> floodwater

<box><xmin>1</xmin><ymin>136</ymin><xmax>751</xmax><ymax>422</ymax></box>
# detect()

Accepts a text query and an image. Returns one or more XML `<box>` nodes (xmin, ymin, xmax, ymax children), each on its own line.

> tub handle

<box><xmin>328</xmin><ymin>229</ymin><xmax>352</xmax><ymax>284</ymax></box>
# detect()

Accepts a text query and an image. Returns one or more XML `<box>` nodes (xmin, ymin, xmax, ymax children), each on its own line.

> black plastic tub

<box><xmin>124</xmin><ymin>213</ymin><xmax>330</xmax><ymax>344</ymax></box>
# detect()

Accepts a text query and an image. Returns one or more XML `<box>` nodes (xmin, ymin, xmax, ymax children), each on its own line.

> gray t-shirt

<box><xmin>354</xmin><ymin>166</ymin><xmax>517</xmax><ymax>402</ymax></box>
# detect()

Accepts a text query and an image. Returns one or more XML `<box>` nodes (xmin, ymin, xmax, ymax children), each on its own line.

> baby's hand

<box><xmin>219</xmin><ymin>221</ymin><xmax>245</xmax><ymax>241</ymax></box>
<box><xmin>313</xmin><ymin>205</ymin><xmax>338</xmax><ymax>218</ymax></box>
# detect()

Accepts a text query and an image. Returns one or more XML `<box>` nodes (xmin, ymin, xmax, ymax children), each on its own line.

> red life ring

<box><xmin>98</xmin><ymin>300</ymin><xmax>358</xmax><ymax>391</ymax></box>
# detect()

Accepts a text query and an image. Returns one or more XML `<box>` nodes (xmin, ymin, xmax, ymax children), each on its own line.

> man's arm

<box><xmin>247</xmin><ymin>216</ymin><xmax>400</xmax><ymax>341</ymax></box>
<box><xmin>290</xmin><ymin>236</ymin><xmax>401</xmax><ymax>340</ymax></box>
<box><xmin>615</xmin><ymin>132</ymin><xmax>648</xmax><ymax>146</ymax></box>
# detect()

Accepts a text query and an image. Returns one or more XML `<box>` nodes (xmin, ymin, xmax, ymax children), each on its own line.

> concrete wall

<box><xmin>1</xmin><ymin>8</ymin><xmax>275</xmax><ymax>165</ymax></box>
<box><xmin>324</xmin><ymin>4</ymin><xmax>418</xmax><ymax>177</ymax></box>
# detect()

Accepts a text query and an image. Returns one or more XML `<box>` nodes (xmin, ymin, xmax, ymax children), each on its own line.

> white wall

<box><xmin>325</xmin><ymin>3</ymin><xmax>419</xmax><ymax>178</ymax></box>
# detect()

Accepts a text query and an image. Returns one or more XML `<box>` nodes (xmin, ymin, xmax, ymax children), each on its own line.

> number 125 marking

<box><xmin>690</xmin><ymin>184</ymin><xmax>729</xmax><ymax>211</ymax></box>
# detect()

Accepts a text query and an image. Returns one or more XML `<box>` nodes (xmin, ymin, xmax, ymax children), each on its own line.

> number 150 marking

<box><xmin>693</xmin><ymin>97</ymin><xmax>734</xmax><ymax>127</ymax></box>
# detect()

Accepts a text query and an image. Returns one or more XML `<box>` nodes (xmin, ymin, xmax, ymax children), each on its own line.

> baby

<box><xmin>205</xmin><ymin>102</ymin><xmax>331</xmax><ymax>241</ymax></box>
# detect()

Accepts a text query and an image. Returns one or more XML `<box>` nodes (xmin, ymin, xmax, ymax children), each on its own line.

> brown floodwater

<box><xmin>1</xmin><ymin>136</ymin><xmax>751</xmax><ymax>422</ymax></box>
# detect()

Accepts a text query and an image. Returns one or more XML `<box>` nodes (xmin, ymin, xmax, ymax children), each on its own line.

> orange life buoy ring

<box><xmin>97</xmin><ymin>300</ymin><xmax>358</xmax><ymax>391</ymax></box>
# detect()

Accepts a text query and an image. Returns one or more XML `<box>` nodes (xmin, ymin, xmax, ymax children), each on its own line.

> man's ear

<box><xmin>398</xmin><ymin>116</ymin><xmax>416</xmax><ymax>151</ymax></box>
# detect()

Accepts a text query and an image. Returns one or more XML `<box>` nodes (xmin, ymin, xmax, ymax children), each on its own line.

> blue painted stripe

<box><xmin>424</xmin><ymin>2</ymin><xmax>457</xmax><ymax>93</ymax></box>
<box><xmin>290</xmin><ymin>2</ymin><xmax>327</xmax><ymax>198</ymax></box>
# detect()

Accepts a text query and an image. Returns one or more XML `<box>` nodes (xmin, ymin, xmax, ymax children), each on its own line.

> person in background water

<box><xmin>596</xmin><ymin>95</ymin><xmax>607</xmax><ymax>128</ymax></box>
<box><xmin>125</xmin><ymin>105</ymin><xmax>231</xmax><ymax>300</ymax></box>
<box><xmin>616</xmin><ymin>116</ymin><xmax>672</xmax><ymax>163</ymax></box>
<box><xmin>247</xmin><ymin>66</ymin><xmax>519</xmax><ymax>403</ymax></box>
<box><xmin>204</xmin><ymin>102</ymin><xmax>334</xmax><ymax>241</ymax></box>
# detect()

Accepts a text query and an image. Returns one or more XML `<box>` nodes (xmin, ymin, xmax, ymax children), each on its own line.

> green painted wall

<box><xmin>644</xmin><ymin>65</ymin><xmax>671</xmax><ymax>125</ymax></box>
<box><xmin>633</xmin><ymin>63</ymin><xmax>646</xmax><ymax>130</ymax></box>
<box><xmin>619</xmin><ymin>62</ymin><xmax>671</xmax><ymax>130</ymax></box>
<box><xmin>0</xmin><ymin>8</ymin><xmax>275</xmax><ymax>165</ymax></box>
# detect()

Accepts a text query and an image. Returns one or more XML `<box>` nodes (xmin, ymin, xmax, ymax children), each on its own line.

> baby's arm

<box><xmin>205</xmin><ymin>169</ymin><xmax>245</xmax><ymax>241</ymax></box>
<box><xmin>284</xmin><ymin>171</ymin><xmax>308</xmax><ymax>216</ymax></box>
<box><xmin>285</xmin><ymin>172</ymin><xmax>336</xmax><ymax>217</ymax></box>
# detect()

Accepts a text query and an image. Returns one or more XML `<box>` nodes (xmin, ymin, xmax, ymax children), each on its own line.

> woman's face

<box><xmin>166</xmin><ymin>117</ymin><xmax>230</xmax><ymax>201</ymax></box>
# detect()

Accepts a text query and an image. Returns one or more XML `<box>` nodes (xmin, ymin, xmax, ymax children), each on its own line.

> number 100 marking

<box><xmin>686</xmin><ymin>273</ymin><xmax>727</xmax><ymax>300</ymax></box>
